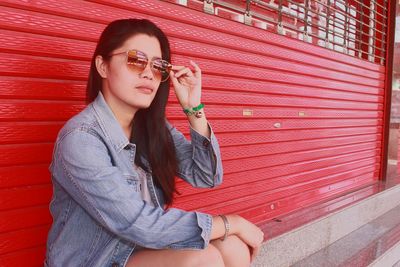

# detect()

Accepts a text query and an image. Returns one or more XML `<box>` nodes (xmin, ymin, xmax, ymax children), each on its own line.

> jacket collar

<box><xmin>92</xmin><ymin>92</ymin><xmax>131</xmax><ymax>153</ymax></box>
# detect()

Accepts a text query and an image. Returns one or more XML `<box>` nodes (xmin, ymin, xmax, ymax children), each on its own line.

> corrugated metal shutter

<box><xmin>0</xmin><ymin>0</ymin><xmax>386</xmax><ymax>265</ymax></box>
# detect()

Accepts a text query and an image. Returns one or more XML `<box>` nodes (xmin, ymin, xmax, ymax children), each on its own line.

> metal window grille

<box><xmin>163</xmin><ymin>0</ymin><xmax>388</xmax><ymax>65</ymax></box>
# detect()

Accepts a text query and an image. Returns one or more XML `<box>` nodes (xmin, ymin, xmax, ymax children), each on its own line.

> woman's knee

<box><xmin>211</xmin><ymin>235</ymin><xmax>251</xmax><ymax>267</ymax></box>
<box><xmin>187</xmin><ymin>244</ymin><xmax>224</xmax><ymax>267</ymax></box>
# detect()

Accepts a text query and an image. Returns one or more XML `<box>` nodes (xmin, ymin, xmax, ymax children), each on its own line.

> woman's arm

<box><xmin>186</xmin><ymin>106</ymin><xmax>210</xmax><ymax>138</ymax></box>
<box><xmin>167</xmin><ymin>61</ymin><xmax>264</xmax><ymax>255</ymax></box>
<box><xmin>168</xmin><ymin>60</ymin><xmax>223</xmax><ymax>187</ymax></box>
<box><xmin>211</xmin><ymin>215</ymin><xmax>265</xmax><ymax>260</ymax></box>
<box><xmin>167</xmin><ymin>120</ymin><xmax>223</xmax><ymax>188</ymax></box>
<box><xmin>53</xmin><ymin>129</ymin><xmax>214</xmax><ymax>250</ymax></box>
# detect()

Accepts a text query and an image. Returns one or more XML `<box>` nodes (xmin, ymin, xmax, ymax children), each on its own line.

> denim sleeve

<box><xmin>53</xmin><ymin>129</ymin><xmax>212</xmax><ymax>250</ymax></box>
<box><xmin>167</xmin><ymin>121</ymin><xmax>223</xmax><ymax>188</ymax></box>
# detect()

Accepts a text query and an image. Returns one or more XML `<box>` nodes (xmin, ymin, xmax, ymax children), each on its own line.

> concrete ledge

<box><xmin>368</xmin><ymin>241</ymin><xmax>400</xmax><ymax>267</ymax></box>
<box><xmin>252</xmin><ymin>184</ymin><xmax>400</xmax><ymax>267</ymax></box>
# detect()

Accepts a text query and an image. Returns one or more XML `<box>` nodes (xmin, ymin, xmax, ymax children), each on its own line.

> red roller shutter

<box><xmin>0</xmin><ymin>0</ymin><xmax>387</xmax><ymax>265</ymax></box>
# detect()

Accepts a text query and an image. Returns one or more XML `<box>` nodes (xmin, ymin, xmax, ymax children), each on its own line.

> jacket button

<box><xmin>112</xmin><ymin>263</ymin><xmax>119</xmax><ymax>267</ymax></box>
<box><xmin>203</xmin><ymin>139</ymin><xmax>210</xmax><ymax>148</ymax></box>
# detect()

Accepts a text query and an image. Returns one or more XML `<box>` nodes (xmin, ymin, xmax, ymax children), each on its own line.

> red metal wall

<box><xmin>0</xmin><ymin>0</ymin><xmax>385</xmax><ymax>266</ymax></box>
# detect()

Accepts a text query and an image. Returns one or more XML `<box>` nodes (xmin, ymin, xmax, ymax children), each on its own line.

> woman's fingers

<box><xmin>172</xmin><ymin>67</ymin><xmax>193</xmax><ymax>78</ymax></box>
<box><xmin>236</xmin><ymin>218</ymin><xmax>264</xmax><ymax>250</ymax></box>
<box><xmin>189</xmin><ymin>60</ymin><xmax>201</xmax><ymax>78</ymax></box>
<box><xmin>171</xmin><ymin>65</ymin><xmax>185</xmax><ymax>71</ymax></box>
<box><xmin>250</xmin><ymin>246</ymin><xmax>260</xmax><ymax>262</ymax></box>
<box><xmin>169</xmin><ymin>70</ymin><xmax>180</xmax><ymax>88</ymax></box>
<box><xmin>247</xmin><ymin>245</ymin><xmax>260</xmax><ymax>262</ymax></box>
<box><xmin>171</xmin><ymin>60</ymin><xmax>202</xmax><ymax>79</ymax></box>
<box><xmin>169</xmin><ymin>61</ymin><xmax>202</xmax><ymax>107</ymax></box>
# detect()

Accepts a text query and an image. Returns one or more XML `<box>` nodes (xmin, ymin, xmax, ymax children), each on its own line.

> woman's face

<box><xmin>97</xmin><ymin>33</ymin><xmax>164</xmax><ymax>112</ymax></box>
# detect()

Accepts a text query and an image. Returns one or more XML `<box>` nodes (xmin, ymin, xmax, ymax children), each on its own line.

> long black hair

<box><xmin>86</xmin><ymin>19</ymin><xmax>178</xmax><ymax>205</ymax></box>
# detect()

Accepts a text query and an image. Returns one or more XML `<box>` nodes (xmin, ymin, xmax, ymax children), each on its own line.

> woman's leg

<box><xmin>126</xmin><ymin>243</ymin><xmax>224</xmax><ymax>267</ymax></box>
<box><xmin>211</xmin><ymin>235</ymin><xmax>251</xmax><ymax>267</ymax></box>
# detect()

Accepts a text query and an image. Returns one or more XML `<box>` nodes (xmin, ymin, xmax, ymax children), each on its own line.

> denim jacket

<box><xmin>44</xmin><ymin>92</ymin><xmax>223</xmax><ymax>267</ymax></box>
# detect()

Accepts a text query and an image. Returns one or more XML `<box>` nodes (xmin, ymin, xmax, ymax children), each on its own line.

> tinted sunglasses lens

<box><xmin>152</xmin><ymin>59</ymin><xmax>171</xmax><ymax>82</ymax></box>
<box><xmin>152</xmin><ymin>59</ymin><xmax>171</xmax><ymax>72</ymax></box>
<box><xmin>127</xmin><ymin>51</ymin><xmax>147</xmax><ymax>70</ymax></box>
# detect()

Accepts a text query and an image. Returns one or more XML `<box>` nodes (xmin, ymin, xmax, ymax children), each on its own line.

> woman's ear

<box><xmin>95</xmin><ymin>55</ymin><xmax>108</xmax><ymax>78</ymax></box>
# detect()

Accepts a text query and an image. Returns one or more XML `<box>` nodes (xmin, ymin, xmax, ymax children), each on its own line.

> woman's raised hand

<box><xmin>169</xmin><ymin>60</ymin><xmax>202</xmax><ymax>109</ymax></box>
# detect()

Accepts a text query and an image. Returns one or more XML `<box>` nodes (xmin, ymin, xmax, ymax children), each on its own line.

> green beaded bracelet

<box><xmin>192</xmin><ymin>103</ymin><xmax>204</xmax><ymax>111</ymax></box>
<box><xmin>183</xmin><ymin>103</ymin><xmax>205</xmax><ymax>115</ymax></box>
<box><xmin>183</xmin><ymin>108</ymin><xmax>193</xmax><ymax>115</ymax></box>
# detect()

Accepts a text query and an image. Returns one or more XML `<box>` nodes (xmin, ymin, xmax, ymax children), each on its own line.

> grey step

<box><xmin>252</xmin><ymin>184</ymin><xmax>400</xmax><ymax>267</ymax></box>
<box><xmin>292</xmin><ymin>204</ymin><xmax>400</xmax><ymax>266</ymax></box>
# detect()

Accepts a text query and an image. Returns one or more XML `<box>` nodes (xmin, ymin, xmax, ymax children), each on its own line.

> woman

<box><xmin>45</xmin><ymin>19</ymin><xmax>264</xmax><ymax>267</ymax></box>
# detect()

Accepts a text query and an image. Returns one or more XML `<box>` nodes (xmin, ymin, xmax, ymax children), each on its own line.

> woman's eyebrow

<box><xmin>136</xmin><ymin>50</ymin><xmax>161</xmax><ymax>59</ymax></box>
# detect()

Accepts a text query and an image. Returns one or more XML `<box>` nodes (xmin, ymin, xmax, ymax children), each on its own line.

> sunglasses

<box><xmin>109</xmin><ymin>49</ymin><xmax>172</xmax><ymax>82</ymax></box>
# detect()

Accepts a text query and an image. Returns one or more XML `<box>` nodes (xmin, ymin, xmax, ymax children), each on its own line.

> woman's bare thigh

<box><xmin>125</xmin><ymin>244</ymin><xmax>224</xmax><ymax>267</ymax></box>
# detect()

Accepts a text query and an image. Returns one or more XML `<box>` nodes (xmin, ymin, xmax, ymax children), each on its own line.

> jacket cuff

<box><xmin>189</xmin><ymin>123</ymin><xmax>216</xmax><ymax>151</ymax></box>
<box><xmin>196</xmin><ymin>212</ymin><xmax>213</xmax><ymax>248</ymax></box>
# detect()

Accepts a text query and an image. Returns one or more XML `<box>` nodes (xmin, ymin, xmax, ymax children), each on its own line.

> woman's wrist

<box><xmin>186</xmin><ymin>106</ymin><xmax>210</xmax><ymax>138</ymax></box>
<box><xmin>210</xmin><ymin>214</ymin><xmax>243</xmax><ymax>241</ymax></box>
<box><xmin>188</xmin><ymin>114</ymin><xmax>209</xmax><ymax>138</ymax></box>
<box><xmin>218</xmin><ymin>215</ymin><xmax>230</xmax><ymax>241</ymax></box>
<box><xmin>181</xmin><ymin>100</ymin><xmax>201</xmax><ymax>109</ymax></box>
<box><xmin>226</xmin><ymin>214</ymin><xmax>243</xmax><ymax>236</ymax></box>
<box><xmin>183</xmin><ymin>103</ymin><xmax>204</xmax><ymax>118</ymax></box>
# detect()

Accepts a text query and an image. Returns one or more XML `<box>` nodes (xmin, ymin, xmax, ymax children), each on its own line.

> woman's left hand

<box><xmin>169</xmin><ymin>60</ymin><xmax>202</xmax><ymax>109</ymax></box>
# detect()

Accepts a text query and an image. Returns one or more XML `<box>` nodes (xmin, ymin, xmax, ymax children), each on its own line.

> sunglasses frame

<box><xmin>109</xmin><ymin>49</ymin><xmax>172</xmax><ymax>82</ymax></box>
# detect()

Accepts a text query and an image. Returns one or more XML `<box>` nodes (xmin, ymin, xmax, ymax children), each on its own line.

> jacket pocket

<box><xmin>123</xmin><ymin>174</ymin><xmax>141</xmax><ymax>192</ymax></box>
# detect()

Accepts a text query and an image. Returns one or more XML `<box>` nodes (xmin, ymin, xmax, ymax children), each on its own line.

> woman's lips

<box><xmin>136</xmin><ymin>86</ymin><xmax>154</xmax><ymax>94</ymax></box>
